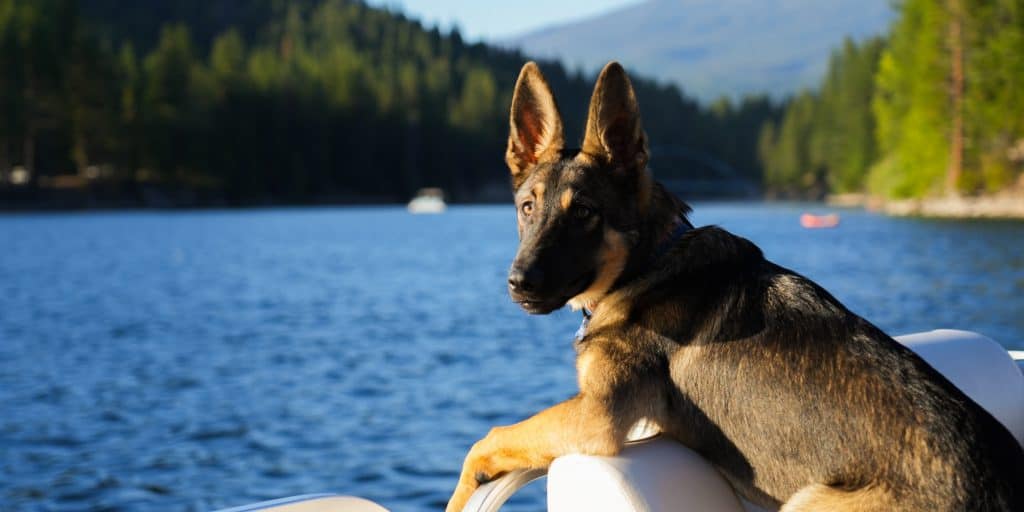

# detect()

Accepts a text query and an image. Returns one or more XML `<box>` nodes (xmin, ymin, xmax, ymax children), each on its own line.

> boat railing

<box><xmin>462</xmin><ymin>468</ymin><xmax>548</xmax><ymax>512</ymax></box>
<box><xmin>462</xmin><ymin>418</ymin><xmax>662</xmax><ymax>512</ymax></box>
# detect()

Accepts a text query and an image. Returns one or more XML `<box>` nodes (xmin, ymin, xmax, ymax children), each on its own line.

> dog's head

<box><xmin>505</xmin><ymin>61</ymin><xmax>655</xmax><ymax>314</ymax></box>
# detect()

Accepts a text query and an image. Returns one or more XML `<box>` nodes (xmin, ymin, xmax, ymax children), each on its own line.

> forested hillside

<box><xmin>0</xmin><ymin>0</ymin><xmax>777</xmax><ymax>207</ymax></box>
<box><xmin>759</xmin><ymin>0</ymin><xmax>1024</xmax><ymax>200</ymax></box>
<box><xmin>758</xmin><ymin>38</ymin><xmax>884</xmax><ymax>197</ymax></box>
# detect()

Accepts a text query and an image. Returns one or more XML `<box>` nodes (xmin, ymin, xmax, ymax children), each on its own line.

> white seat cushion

<box><xmin>898</xmin><ymin>329</ymin><xmax>1024</xmax><ymax>445</ymax></box>
<box><xmin>216</xmin><ymin>495</ymin><xmax>389</xmax><ymax>512</ymax></box>
<box><xmin>548</xmin><ymin>437</ymin><xmax>748</xmax><ymax>512</ymax></box>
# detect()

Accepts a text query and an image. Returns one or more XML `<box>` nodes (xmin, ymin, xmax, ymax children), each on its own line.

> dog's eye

<box><xmin>521</xmin><ymin>201</ymin><xmax>534</xmax><ymax>216</ymax></box>
<box><xmin>573</xmin><ymin>205</ymin><xmax>592</xmax><ymax>219</ymax></box>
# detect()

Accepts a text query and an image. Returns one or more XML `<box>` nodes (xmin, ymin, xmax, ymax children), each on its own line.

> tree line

<box><xmin>759</xmin><ymin>0</ymin><xmax>1024</xmax><ymax>199</ymax></box>
<box><xmin>0</xmin><ymin>0</ymin><xmax>779</xmax><ymax>207</ymax></box>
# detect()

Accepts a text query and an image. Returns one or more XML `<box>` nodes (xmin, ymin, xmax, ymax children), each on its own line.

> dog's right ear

<box><xmin>506</xmin><ymin>62</ymin><xmax>564</xmax><ymax>188</ymax></box>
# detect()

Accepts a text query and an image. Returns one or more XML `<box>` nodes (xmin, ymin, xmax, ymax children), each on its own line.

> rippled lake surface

<box><xmin>2</xmin><ymin>204</ymin><xmax>1023</xmax><ymax>511</ymax></box>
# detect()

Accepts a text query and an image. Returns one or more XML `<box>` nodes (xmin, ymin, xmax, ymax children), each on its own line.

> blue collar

<box><xmin>576</xmin><ymin>212</ymin><xmax>691</xmax><ymax>342</ymax></box>
<box><xmin>649</xmin><ymin>213</ymin><xmax>693</xmax><ymax>265</ymax></box>
<box><xmin>575</xmin><ymin>308</ymin><xmax>592</xmax><ymax>342</ymax></box>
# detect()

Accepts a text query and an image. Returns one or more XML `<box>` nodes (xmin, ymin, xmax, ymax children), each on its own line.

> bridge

<box><xmin>647</xmin><ymin>145</ymin><xmax>760</xmax><ymax>199</ymax></box>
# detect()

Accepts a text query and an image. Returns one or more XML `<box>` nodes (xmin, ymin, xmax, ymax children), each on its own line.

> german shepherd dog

<box><xmin>446</xmin><ymin>62</ymin><xmax>1024</xmax><ymax>511</ymax></box>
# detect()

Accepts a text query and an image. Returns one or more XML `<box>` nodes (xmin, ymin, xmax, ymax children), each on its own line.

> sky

<box><xmin>364</xmin><ymin>0</ymin><xmax>640</xmax><ymax>42</ymax></box>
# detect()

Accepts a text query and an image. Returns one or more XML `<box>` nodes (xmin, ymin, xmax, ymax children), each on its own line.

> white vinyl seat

<box><xmin>214</xmin><ymin>494</ymin><xmax>389</xmax><ymax>512</ymax></box>
<box><xmin>544</xmin><ymin>329</ymin><xmax>1024</xmax><ymax>512</ymax></box>
<box><xmin>548</xmin><ymin>437</ymin><xmax>752</xmax><ymax>512</ymax></box>
<box><xmin>897</xmin><ymin>330</ymin><xmax>1024</xmax><ymax>445</ymax></box>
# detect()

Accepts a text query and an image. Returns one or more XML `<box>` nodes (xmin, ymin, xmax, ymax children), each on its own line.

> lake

<box><xmin>2</xmin><ymin>204</ymin><xmax>1023</xmax><ymax>511</ymax></box>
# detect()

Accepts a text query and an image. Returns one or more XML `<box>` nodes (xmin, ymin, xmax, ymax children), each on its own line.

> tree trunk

<box><xmin>946</xmin><ymin>0</ymin><xmax>965</xmax><ymax>196</ymax></box>
<box><xmin>402</xmin><ymin>117</ymin><xmax>421</xmax><ymax>198</ymax></box>
<box><xmin>0</xmin><ymin>138</ymin><xmax>9</xmax><ymax>176</ymax></box>
<box><xmin>23</xmin><ymin>129</ymin><xmax>35</xmax><ymax>177</ymax></box>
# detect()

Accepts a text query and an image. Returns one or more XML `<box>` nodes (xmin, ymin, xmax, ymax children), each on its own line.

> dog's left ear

<box><xmin>581</xmin><ymin>62</ymin><xmax>648</xmax><ymax>172</ymax></box>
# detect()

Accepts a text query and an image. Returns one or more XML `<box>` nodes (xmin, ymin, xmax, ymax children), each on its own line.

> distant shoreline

<box><xmin>828</xmin><ymin>193</ymin><xmax>1024</xmax><ymax>219</ymax></box>
<box><xmin>0</xmin><ymin>184</ymin><xmax>762</xmax><ymax>212</ymax></box>
<box><xmin>3</xmin><ymin>190</ymin><xmax>1021</xmax><ymax>218</ymax></box>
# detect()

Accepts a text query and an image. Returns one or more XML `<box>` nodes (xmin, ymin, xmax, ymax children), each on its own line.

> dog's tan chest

<box><xmin>575</xmin><ymin>348</ymin><xmax>602</xmax><ymax>391</ymax></box>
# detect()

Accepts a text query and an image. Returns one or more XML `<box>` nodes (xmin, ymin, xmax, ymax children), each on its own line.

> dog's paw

<box><xmin>445</xmin><ymin>482</ymin><xmax>475</xmax><ymax>512</ymax></box>
<box><xmin>447</xmin><ymin>439</ymin><xmax>505</xmax><ymax>511</ymax></box>
<box><xmin>461</xmin><ymin>452</ymin><xmax>502</xmax><ymax>487</ymax></box>
<box><xmin>446</xmin><ymin>469</ymin><xmax>495</xmax><ymax>512</ymax></box>
<box><xmin>445</xmin><ymin>490</ymin><xmax>471</xmax><ymax>512</ymax></box>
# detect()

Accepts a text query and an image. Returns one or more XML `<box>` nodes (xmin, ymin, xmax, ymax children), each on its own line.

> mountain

<box><xmin>504</xmin><ymin>0</ymin><xmax>893</xmax><ymax>102</ymax></box>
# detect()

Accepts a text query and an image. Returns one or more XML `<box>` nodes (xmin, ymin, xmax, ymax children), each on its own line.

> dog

<box><xmin>446</xmin><ymin>61</ymin><xmax>1024</xmax><ymax>511</ymax></box>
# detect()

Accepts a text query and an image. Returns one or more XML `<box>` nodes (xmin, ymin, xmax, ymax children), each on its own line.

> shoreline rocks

<box><xmin>827</xmin><ymin>192</ymin><xmax>1024</xmax><ymax>219</ymax></box>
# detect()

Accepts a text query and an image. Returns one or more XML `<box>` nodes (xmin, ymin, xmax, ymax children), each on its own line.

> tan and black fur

<box><xmin>446</xmin><ymin>61</ymin><xmax>1024</xmax><ymax>511</ymax></box>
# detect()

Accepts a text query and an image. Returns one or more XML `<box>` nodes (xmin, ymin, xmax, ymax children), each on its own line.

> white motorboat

<box><xmin>407</xmin><ymin>188</ymin><xmax>447</xmax><ymax>214</ymax></box>
<box><xmin>215</xmin><ymin>329</ymin><xmax>1024</xmax><ymax>512</ymax></box>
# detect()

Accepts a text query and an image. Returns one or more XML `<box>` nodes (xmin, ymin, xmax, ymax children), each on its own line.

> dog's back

<box><xmin>604</xmin><ymin>223</ymin><xmax>1024</xmax><ymax>510</ymax></box>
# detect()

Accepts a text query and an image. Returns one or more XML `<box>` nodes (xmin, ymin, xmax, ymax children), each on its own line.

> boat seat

<box><xmin>897</xmin><ymin>330</ymin><xmax>1024</xmax><ymax>445</ymax></box>
<box><xmin>543</xmin><ymin>329</ymin><xmax>1024</xmax><ymax>512</ymax></box>
<box><xmin>214</xmin><ymin>494</ymin><xmax>389</xmax><ymax>512</ymax></box>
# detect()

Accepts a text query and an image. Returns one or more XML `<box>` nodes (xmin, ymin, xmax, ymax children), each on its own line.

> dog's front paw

<box><xmin>446</xmin><ymin>438</ymin><xmax>506</xmax><ymax>512</ymax></box>
<box><xmin>446</xmin><ymin>479</ymin><xmax>475</xmax><ymax>512</ymax></box>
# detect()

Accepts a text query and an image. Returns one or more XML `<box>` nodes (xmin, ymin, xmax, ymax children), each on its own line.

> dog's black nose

<box><xmin>508</xmin><ymin>266</ymin><xmax>543</xmax><ymax>292</ymax></box>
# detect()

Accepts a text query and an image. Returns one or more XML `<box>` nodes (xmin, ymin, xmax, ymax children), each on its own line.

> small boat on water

<box><xmin>800</xmin><ymin>212</ymin><xmax>839</xmax><ymax>229</ymax></box>
<box><xmin>407</xmin><ymin>188</ymin><xmax>446</xmax><ymax>214</ymax></box>
<box><xmin>215</xmin><ymin>329</ymin><xmax>1024</xmax><ymax>512</ymax></box>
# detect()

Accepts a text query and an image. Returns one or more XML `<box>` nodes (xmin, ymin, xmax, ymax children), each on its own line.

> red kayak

<box><xmin>800</xmin><ymin>213</ymin><xmax>840</xmax><ymax>229</ymax></box>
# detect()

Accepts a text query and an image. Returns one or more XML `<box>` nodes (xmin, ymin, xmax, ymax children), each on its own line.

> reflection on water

<box><xmin>1</xmin><ymin>204</ymin><xmax>1022</xmax><ymax>511</ymax></box>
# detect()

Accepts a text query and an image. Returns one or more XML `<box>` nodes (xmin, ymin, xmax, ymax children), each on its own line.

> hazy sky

<box><xmin>364</xmin><ymin>0</ymin><xmax>640</xmax><ymax>42</ymax></box>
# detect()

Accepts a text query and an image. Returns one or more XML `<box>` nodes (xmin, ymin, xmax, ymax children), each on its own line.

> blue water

<box><xmin>2</xmin><ymin>204</ymin><xmax>1023</xmax><ymax>511</ymax></box>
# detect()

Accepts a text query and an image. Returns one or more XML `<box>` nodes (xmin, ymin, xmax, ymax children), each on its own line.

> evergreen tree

<box><xmin>757</xmin><ymin>37</ymin><xmax>883</xmax><ymax>196</ymax></box>
<box><xmin>1</xmin><ymin>0</ymin><xmax>783</xmax><ymax>206</ymax></box>
<box><xmin>871</xmin><ymin>0</ymin><xmax>948</xmax><ymax>198</ymax></box>
<box><xmin>761</xmin><ymin>0</ymin><xmax>1023</xmax><ymax>200</ymax></box>
<box><xmin>963</xmin><ymin>0</ymin><xmax>1024</xmax><ymax>192</ymax></box>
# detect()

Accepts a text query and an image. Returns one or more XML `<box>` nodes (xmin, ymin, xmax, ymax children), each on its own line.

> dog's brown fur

<box><xmin>446</xmin><ymin>61</ymin><xmax>1024</xmax><ymax>512</ymax></box>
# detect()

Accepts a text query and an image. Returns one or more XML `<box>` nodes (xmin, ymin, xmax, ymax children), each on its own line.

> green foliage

<box><xmin>763</xmin><ymin>92</ymin><xmax>817</xmax><ymax>193</ymax></box>
<box><xmin>963</xmin><ymin>0</ymin><xmax>1024</xmax><ymax>192</ymax></box>
<box><xmin>869</xmin><ymin>0</ymin><xmax>950</xmax><ymax>198</ymax></box>
<box><xmin>210</xmin><ymin>29</ymin><xmax>246</xmax><ymax>83</ymax></box>
<box><xmin>759</xmin><ymin>37</ymin><xmax>884</xmax><ymax>197</ymax></box>
<box><xmin>451</xmin><ymin>67</ymin><xmax>498</xmax><ymax>133</ymax></box>
<box><xmin>818</xmin><ymin>38</ymin><xmax>885</xmax><ymax>193</ymax></box>
<box><xmin>1</xmin><ymin>0</ymin><xmax>779</xmax><ymax>204</ymax></box>
<box><xmin>763</xmin><ymin>0</ymin><xmax>1024</xmax><ymax>199</ymax></box>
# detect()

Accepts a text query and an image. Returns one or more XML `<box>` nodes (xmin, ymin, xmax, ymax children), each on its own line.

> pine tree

<box><xmin>870</xmin><ymin>0</ymin><xmax>951</xmax><ymax>198</ymax></box>
<box><xmin>946</xmin><ymin>0</ymin><xmax>965</xmax><ymax>195</ymax></box>
<box><xmin>964</xmin><ymin>0</ymin><xmax>1024</xmax><ymax>192</ymax></box>
<box><xmin>142</xmin><ymin>24</ymin><xmax>199</xmax><ymax>181</ymax></box>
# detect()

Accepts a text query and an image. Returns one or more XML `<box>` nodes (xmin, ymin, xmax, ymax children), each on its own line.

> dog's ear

<box><xmin>506</xmin><ymin>62</ymin><xmax>564</xmax><ymax>186</ymax></box>
<box><xmin>581</xmin><ymin>61</ymin><xmax>648</xmax><ymax>172</ymax></box>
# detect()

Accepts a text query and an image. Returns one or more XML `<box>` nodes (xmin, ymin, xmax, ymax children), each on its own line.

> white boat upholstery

<box><xmin>898</xmin><ymin>329</ymin><xmax>1024</xmax><ymax>445</ymax></box>
<box><xmin>214</xmin><ymin>494</ymin><xmax>389</xmax><ymax>512</ymax></box>
<box><xmin>548</xmin><ymin>437</ymin><xmax>750</xmax><ymax>512</ymax></box>
<box><xmin>545</xmin><ymin>329</ymin><xmax>1024</xmax><ymax>512</ymax></box>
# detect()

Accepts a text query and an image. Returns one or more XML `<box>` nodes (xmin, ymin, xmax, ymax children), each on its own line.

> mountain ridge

<box><xmin>504</xmin><ymin>0</ymin><xmax>893</xmax><ymax>102</ymax></box>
